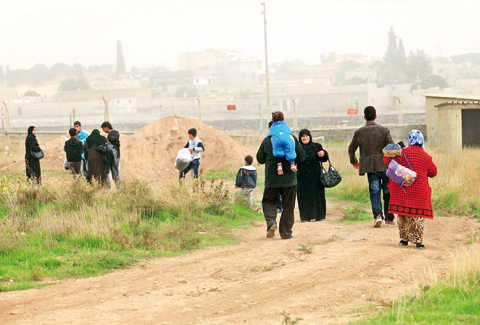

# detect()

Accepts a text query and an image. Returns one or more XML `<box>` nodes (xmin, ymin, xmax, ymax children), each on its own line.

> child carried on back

<box><xmin>267</xmin><ymin>111</ymin><xmax>297</xmax><ymax>175</ymax></box>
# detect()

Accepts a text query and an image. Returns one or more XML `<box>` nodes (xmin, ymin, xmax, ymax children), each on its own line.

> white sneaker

<box><xmin>373</xmin><ymin>216</ymin><xmax>382</xmax><ymax>228</ymax></box>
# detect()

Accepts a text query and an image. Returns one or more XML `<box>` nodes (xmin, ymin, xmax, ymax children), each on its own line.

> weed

<box><xmin>281</xmin><ymin>310</ymin><xmax>303</xmax><ymax>325</ymax></box>
<box><xmin>296</xmin><ymin>242</ymin><xmax>315</xmax><ymax>254</ymax></box>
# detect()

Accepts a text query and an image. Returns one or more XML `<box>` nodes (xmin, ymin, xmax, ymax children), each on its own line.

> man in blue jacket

<box><xmin>74</xmin><ymin>121</ymin><xmax>90</xmax><ymax>178</ymax></box>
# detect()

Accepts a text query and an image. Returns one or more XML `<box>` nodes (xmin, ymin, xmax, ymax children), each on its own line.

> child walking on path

<box><xmin>267</xmin><ymin>111</ymin><xmax>297</xmax><ymax>175</ymax></box>
<box><xmin>235</xmin><ymin>155</ymin><xmax>257</xmax><ymax>207</ymax></box>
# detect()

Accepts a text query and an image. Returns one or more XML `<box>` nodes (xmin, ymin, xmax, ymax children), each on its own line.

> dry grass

<box><xmin>322</xmin><ymin>144</ymin><xmax>480</xmax><ymax>218</ymax></box>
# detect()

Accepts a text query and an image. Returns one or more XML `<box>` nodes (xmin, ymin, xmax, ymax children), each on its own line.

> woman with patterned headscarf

<box><xmin>383</xmin><ymin>130</ymin><xmax>437</xmax><ymax>250</ymax></box>
<box><xmin>25</xmin><ymin>126</ymin><xmax>42</xmax><ymax>184</ymax></box>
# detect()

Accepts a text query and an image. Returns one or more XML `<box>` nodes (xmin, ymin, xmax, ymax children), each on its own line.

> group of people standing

<box><xmin>257</xmin><ymin>107</ymin><xmax>437</xmax><ymax>250</ymax></box>
<box><xmin>25</xmin><ymin>121</ymin><xmax>121</xmax><ymax>186</ymax></box>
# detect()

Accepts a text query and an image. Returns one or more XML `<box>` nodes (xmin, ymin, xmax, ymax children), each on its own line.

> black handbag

<box><xmin>30</xmin><ymin>149</ymin><xmax>44</xmax><ymax>160</ymax></box>
<box><xmin>320</xmin><ymin>159</ymin><xmax>342</xmax><ymax>188</ymax></box>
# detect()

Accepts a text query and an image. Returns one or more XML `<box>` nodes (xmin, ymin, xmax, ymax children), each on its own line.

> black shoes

<box><xmin>416</xmin><ymin>243</ymin><xmax>426</xmax><ymax>250</ymax></box>
<box><xmin>399</xmin><ymin>240</ymin><xmax>408</xmax><ymax>246</ymax></box>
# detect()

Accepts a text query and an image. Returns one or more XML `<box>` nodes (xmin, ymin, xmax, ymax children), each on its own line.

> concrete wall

<box><xmin>435</xmin><ymin>103</ymin><xmax>480</xmax><ymax>150</ymax></box>
<box><xmin>308</xmin><ymin>124</ymin><xmax>427</xmax><ymax>145</ymax></box>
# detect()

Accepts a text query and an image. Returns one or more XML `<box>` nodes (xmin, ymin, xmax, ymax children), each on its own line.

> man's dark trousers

<box><xmin>262</xmin><ymin>186</ymin><xmax>297</xmax><ymax>239</ymax></box>
<box><xmin>367</xmin><ymin>171</ymin><xmax>394</xmax><ymax>221</ymax></box>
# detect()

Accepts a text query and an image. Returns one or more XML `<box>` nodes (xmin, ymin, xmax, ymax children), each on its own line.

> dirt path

<box><xmin>0</xmin><ymin>199</ymin><xmax>478</xmax><ymax>325</ymax></box>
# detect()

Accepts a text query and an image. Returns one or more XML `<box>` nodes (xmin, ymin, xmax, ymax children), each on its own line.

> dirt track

<box><xmin>0</xmin><ymin>199</ymin><xmax>478</xmax><ymax>325</ymax></box>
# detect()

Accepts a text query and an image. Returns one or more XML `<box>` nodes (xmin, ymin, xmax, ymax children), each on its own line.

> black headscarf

<box><xmin>27</xmin><ymin>126</ymin><xmax>36</xmax><ymax>135</ymax></box>
<box><xmin>299</xmin><ymin>129</ymin><xmax>313</xmax><ymax>151</ymax></box>
<box><xmin>86</xmin><ymin>129</ymin><xmax>104</xmax><ymax>147</ymax></box>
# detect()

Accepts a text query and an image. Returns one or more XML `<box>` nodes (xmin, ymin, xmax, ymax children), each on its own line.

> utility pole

<box><xmin>292</xmin><ymin>99</ymin><xmax>298</xmax><ymax>131</ymax></box>
<box><xmin>396</xmin><ymin>97</ymin><xmax>403</xmax><ymax>125</ymax></box>
<box><xmin>261</xmin><ymin>2</ymin><xmax>270</xmax><ymax>109</ymax></box>
<box><xmin>2</xmin><ymin>101</ymin><xmax>10</xmax><ymax>132</ymax></box>
<box><xmin>259</xmin><ymin>103</ymin><xmax>263</xmax><ymax>133</ymax></box>
<box><xmin>197</xmin><ymin>98</ymin><xmax>202</xmax><ymax>122</ymax></box>
<box><xmin>102</xmin><ymin>96</ymin><xmax>110</xmax><ymax>122</ymax></box>
<box><xmin>72</xmin><ymin>108</ymin><xmax>76</xmax><ymax>125</ymax></box>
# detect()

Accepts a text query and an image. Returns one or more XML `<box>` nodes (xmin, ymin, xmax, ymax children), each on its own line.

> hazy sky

<box><xmin>2</xmin><ymin>0</ymin><xmax>480</xmax><ymax>70</ymax></box>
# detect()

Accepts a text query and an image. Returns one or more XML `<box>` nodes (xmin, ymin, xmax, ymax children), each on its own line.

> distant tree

<box><xmin>321</xmin><ymin>51</ymin><xmax>336</xmax><ymax>64</ymax></box>
<box><xmin>59</xmin><ymin>76</ymin><xmax>90</xmax><ymax>91</ymax></box>
<box><xmin>72</xmin><ymin>63</ymin><xmax>84</xmax><ymax>76</ymax></box>
<box><xmin>341</xmin><ymin>76</ymin><xmax>367</xmax><ymax>85</ymax></box>
<box><xmin>6</xmin><ymin>68</ymin><xmax>30</xmax><ymax>87</ymax></box>
<box><xmin>406</xmin><ymin>50</ymin><xmax>433</xmax><ymax>81</ymax></box>
<box><xmin>50</xmin><ymin>62</ymin><xmax>73</xmax><ymax>78</ymax></box>
<box><xmin>116</xmin><ymin>40</ymin><xmax>127</xmax><ymax>78</ymax></box>
<box><xmin>173</xmin><ymin>85</ymin><xmax>198</xmax><ymax>98</ymax></box>
<box><xmin>0</xmin><ymin>65</ymin><xmax>4</xmax><ymax>86</ymax></box>
<box><xmin>335</xmin><ymin>59</ymin><xmax>361</xmax><ymax>82</ymax></box>
<box><xmin>24</xmin><ymin>90</ymin><xmax>41</xmax><ymax>97</ymax></box>
<box><xmin>451</xmin><ymin>53</ymin><xmax>480</xmax><ymax>66</ymax></box>
<box><xmin>378</xmin><ymin>27</ymin><xmax>409</xmax><ymax>85</ymax></box>
<box><xmin>410</xmin><ymin>75</ymin><xmax>448</xmax><ymax>90</ymax></box>
<box><xmin>29</xmin><ymin>63</ymin><xmax>50</xmax><ymax>85</ymax></box>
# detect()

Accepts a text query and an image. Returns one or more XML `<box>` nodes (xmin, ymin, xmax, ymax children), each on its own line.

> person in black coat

<box><xmin>297</xmin><ymin>129</ymin><xmax>329</xmax><ymax>222</ymax></box>
<box><xmin>25</xmin><ymin>126</ymin><xmax>42</xmax><ymax>184</ymax></box>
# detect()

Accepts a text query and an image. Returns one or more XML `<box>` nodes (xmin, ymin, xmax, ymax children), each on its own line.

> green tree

<box><xmin>321</xmin><ymin>51</ymin><xmax>336</xmax><ymax>64</ymax></box>
<box><xmin>59</xmin><ymin>76</ymin><xmax>91</xmax><ymax>91</ymax></box>
<box><xmin>24</xmin><ymin>90</ymin><xmax>41</xmax><ymax>97</ymax></box>
<box><xmin>378</xmin><ymin>27</ymin><xmax>409</xmax><ymax>84</ymax></box>
<box><xmin>50</xmin><ymin>63</ymin><xmax>73</xmax><ymax>78</ymax></box>
<box><xmin>6</xmin><ymin>68</ymin><xmax>30</xmax><ymax>87</ymax></box>
<box><xmin>29</xmin><ymin>64</ymin><xmax>51</xmax><ymax>85</ymax></box>
<box><xmin>336</xmin><ymin>59</ymin><xmax>361</xmax><ymax>82</ymax></box>
<box><xmin>406</xmin><ymin>50</ymin><xmax>433</xmax><ymax>81</ymax></box>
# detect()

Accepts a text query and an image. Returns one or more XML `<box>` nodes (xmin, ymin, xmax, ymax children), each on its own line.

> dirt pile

<box><xmin>120</xmin><ymin>115</ymin><xmax>253</xmax><ymax>180</ymax></box>
<box><xmin>4</xmin><ymin>116</ymin><xmax>254</xmax><ymax>181</ymax></box>
<box><xmin>4</xmin><ymin>135</ymin><xmax>69</xmax><ymax>173</ymax></box>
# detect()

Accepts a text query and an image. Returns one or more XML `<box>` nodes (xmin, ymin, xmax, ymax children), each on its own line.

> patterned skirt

<box><xmin>397</xmin><ymin>215</ymin><xmax>425</xmax><ymax>244</ymax></box>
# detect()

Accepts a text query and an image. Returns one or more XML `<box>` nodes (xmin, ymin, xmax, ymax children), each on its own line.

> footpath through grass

<box><xmin>350</xmin><ymin>245</ymin><xmax>480</xmax><ymax>325</ymax></box>
<box><xmin>0</xmin><ymin>175</ymin><xmax>262</xmax><ymax>291</ymax></box>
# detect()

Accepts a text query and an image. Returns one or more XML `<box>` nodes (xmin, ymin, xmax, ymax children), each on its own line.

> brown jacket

<box><xmin>348</xmin><ymin>121</ymin><xmax>394</xmax><ymax>175</ymax></box>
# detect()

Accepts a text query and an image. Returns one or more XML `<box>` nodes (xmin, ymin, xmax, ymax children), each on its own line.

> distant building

<box><xmin>179</xmin><ymin>50</ymin><xmax>260</xmax><ymax>85</ymax></box>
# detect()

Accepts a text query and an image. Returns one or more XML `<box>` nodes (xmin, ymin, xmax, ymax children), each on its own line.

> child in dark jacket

<box><xmin>235</xmin><ymin>155</ymin><xmax>257</xmax><ymax>207</ymax></box>
<box><xmin>267</xmin><ymin>111</ymin><xmax>297</xmax><ymax>175</ymax></box>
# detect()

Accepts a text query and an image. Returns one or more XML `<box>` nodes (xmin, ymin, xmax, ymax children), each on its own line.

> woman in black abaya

<box><xmin>297</xmin><ymin>129</ymin><xmax>329</xmax><ymax>222</ymax></box>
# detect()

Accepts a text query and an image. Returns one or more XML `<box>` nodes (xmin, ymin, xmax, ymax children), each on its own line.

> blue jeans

<box><xmin>107</xmin><ymin>157</ymin><xmax>120</xmax><ymax>186</ymax></box>
<box><xmin>367</xmin><ymin>172</ymin><xmax>394</xmax><ymax>221</ymax></box>
<box><xmin>82</xmin><ymin>158</ymin><xmax>88</xmax><ymax>178</ymax></box>
<box><xmin>179</xmin><ymin>159</ymin><xmax>200</xmax><ymax>179</ymax></box>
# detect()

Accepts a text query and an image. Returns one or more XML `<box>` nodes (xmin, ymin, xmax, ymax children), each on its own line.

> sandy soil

<box><xmin>1</xmin><ymin>198</ymin><xmax>478</xmax><ymax>325</ymax></box>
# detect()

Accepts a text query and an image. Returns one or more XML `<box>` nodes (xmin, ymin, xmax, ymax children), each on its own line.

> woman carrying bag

<box><xmin>25</xmin><ymin>126</ymin><xmax>43</xmax><ymax>184</ymax></box>
<box><xmin>297</xmin><ymin>129</ymin><xmax>329</xmax><ymax>222</ymax></box>
<box><xmin>84</xmin><ymin>129</ymin><xmax>108</xmax><ymax>185</ymax></box>
<box><xmin>383</xmin><ymin>130</ymin><xmax>437</xmax><ymax>250</ymax></box>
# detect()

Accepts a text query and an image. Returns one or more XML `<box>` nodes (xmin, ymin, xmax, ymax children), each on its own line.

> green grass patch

<box><xmin>336</xmin><ymin>206</ymin><xmax>371</xmax><ymax>225</ymax></box>
<box><xmin>204</xmin><ymin>169</ymin><xmax>237</xmax><ymax>181</ymax></box>
<box><xmin>351</xmin><ymin>280</ymin><xmax>480</xmax><ymax>324</ymax></box>
<box><xmin>0</xmin><ymin>177</ymin><xmax>263</xmax><ymax>292</ymax></box>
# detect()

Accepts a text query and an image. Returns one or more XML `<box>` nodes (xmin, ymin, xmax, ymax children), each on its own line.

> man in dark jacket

<box><xmin>257</xmin><ymin>130</ymin><xmax>306</xmax><ymax>239</ymax></box>
<box><xmin>101</xmin><ymin>121</ymin><xmax>120</xmax><ymax>185</ymax></box>
<box><xmin>235</xmin><ymin>155</ymin><xmax>257</xmax><ymax>207</ymax></box>
<box><xmin>348</xmin><ymin>106</ymin><xmax>395</xmax><ymax>228</ymax></box>
<box><xmin>64</xmin><ymin>128</ymin><xmax>84</xmax><ymax>179</ymax></box>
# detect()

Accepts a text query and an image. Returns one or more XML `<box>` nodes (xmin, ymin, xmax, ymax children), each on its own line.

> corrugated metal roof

<box><xmin>435</xmin><ymin>100</ymin><xmax>480</xmax><ymax>107</ymax></box>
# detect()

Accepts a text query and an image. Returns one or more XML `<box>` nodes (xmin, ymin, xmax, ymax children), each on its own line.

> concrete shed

<box><xmin>425</xmin><ymin>94</ymin><xmax>480</xmax><ymax>150</ymax></box>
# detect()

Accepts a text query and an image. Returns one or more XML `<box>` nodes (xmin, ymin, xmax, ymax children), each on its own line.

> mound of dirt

<box><xmin>120</xmin><ymin>115</ymin><xmax>253</xmax><ymax>180</ymax></box>
<box><xmin>4</xmin><ymin>135</ymin><xmax>69</xmax><ymax>173</ymax></box>
<box><xmin>4</xmin><ymin>116</ymin><xmax>254</xmax><ymax>181</ymax></box>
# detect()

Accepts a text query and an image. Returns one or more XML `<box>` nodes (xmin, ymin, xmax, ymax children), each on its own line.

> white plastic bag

<box><xmin>174</xmin><ymin>148</ymin><xmax>193</xmax><ymax>172</ymax></box>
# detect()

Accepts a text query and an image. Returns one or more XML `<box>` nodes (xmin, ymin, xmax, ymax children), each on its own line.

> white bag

<box><xmin>174</xmin><ymin>148</ymin><xmax>193</xmax><ymax>172</ymax></box>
